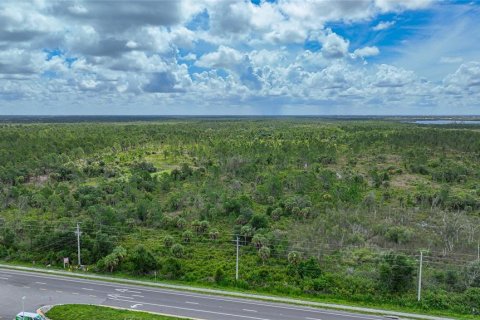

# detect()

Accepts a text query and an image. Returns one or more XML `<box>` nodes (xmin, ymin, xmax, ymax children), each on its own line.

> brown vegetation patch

<box><xmin>28</xmin><ymin>174</ymin><xmax>49</xmax><ymax>185</ymax></box>
<box><xmin>390</xmin><ymin>173</ymin><xmax>426</xmax><ymax>188</ymax></box>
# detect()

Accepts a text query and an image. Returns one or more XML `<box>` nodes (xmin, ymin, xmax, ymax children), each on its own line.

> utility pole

<box><xmin>477</xmin><ymin>241</ymin><xmax>479</xmax><ymax>260</ymax></box>
<box><xmin>75</xmin><ymin>223</ymin><xmax>82</xmax><ymax>267</ymax></box>
<box><xmin>235</xmin><ymin>236</ymin><xmax>239</xmax><ymax>281</ymax></box>
<box><xmin>417</xmin><ymin>251</ymin><xmax>423</xmax><ymax>302</ymax></box>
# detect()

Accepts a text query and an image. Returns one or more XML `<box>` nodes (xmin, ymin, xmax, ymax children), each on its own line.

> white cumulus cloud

<box><xmin>443</xmin><ymin>61</ymin><xmax>480</xmax><ymax>92</ymax></box>
<box><xmin>320</xmin><ymin>31</ymin><xmax>350</xmax><ymax>59</ymax></box>
<box><xmin>2</xmin><ymin>0</ymin><xmax>478</xmax><ymax>115</ymax></box>
<box><xmin>195</xmin><ymin>46</ymin><xmax>244</xmax><ymax>69</ymax></box>
<box><xmin>354</xmin><ymin>46</ymin><xmax>380</xmax><ymax>58</ymax></box>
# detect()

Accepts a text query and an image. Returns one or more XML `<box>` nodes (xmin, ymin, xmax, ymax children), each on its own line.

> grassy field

<box><xmin>46</xmin><ymin>304</ymin><xmax>187</xmax><ymax>320</ymax></box>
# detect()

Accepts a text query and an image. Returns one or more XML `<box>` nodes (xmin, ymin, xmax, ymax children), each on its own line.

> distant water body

<box><xmin>413</xmin><ymin>120</ymin><xmax>480</xmax><ymax>125</ymax></box>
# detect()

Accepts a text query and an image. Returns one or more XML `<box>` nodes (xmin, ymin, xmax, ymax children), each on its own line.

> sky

<box><xmin>0</xmin><ymin>0</ymin><xmax>479</xmax><ymax>115</ymax></box>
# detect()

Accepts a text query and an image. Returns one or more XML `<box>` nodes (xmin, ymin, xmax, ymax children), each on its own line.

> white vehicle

<box><xmin>14</xmin><ymin>312</ymin><xmax>46</xmax><ymax>320</ymax></box>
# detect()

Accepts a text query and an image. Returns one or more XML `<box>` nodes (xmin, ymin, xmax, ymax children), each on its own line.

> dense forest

<box><xmin>0</xmin><ymin>119</ymin><xmax>479</xmax><ymax>317</ymax></box>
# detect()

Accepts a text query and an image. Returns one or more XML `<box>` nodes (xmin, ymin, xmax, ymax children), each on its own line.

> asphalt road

<box><xmin>0</xmin><ymin>268</ymin><xmax>388</xmax><ymax>320</ymax></box>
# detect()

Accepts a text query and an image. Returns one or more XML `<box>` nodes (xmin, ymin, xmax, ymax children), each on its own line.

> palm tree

<box><xmin>288</xmin><ymin>251</ymin><xmax>301</xmax><ymax>266</ymax></box>
<box><xmin>258</xmin><ymin>246</ymin><xmax>271</xmax><ymax>265</ymax></box>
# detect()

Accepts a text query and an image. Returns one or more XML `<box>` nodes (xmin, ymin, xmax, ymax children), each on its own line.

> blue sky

<box><xmin>0</xmin><ymin>0</ymin><xmax>479</xmax><ymax>115</ymax></box>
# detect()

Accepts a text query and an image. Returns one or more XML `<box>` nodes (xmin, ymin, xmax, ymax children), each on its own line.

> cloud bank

<box><xmin>0</xmin><ymin>0</ymin><xmax>479</xmax><ymax>115</ymax></box>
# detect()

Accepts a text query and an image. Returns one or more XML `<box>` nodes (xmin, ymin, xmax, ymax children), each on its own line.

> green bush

<box><xmin>130</xmin><ymin>245</ymin><xmax>158</xmax><ymax>274</ymax></box>
<box><xmin>214</xmin><ymin>268</ymin><xmax>225</xmax><ymax>284</ymax></box>
<box><xmin>258</xmin><ymin>246</ymin><xmax>271</xmax><ymax>265</ymax></box>
<box><xmin>379</xmin><ymin>253</ymin><xmax>415</xmax><ymax>294</ymax></box>
<box><xmin>171</xmin><ymin>243</ymin><xmax>185</xmax><ymax>258</ymax></box>
<box><xmin>182</xmin><ymin>231</ymin><xmax>193</xmax><ymax>243</ymax></box>
<box><xmin>250</xmin><ymin>213</ymin><xmax>269</xmax><ymax>230</ymax></box>
<box><xmin>385</xmin><ymin>226</ymin><xmax>413</xmax><ymax>245</ymax></box>
<box><xmin>297</xmin><ymin>257</ymin><xmax>322</xmax><ymax>279</ymax></box>
<box><xmin>162</xmin><ymin>258</ymin><xmax>183</xmax><ymax>279</ymax></box>
<box><xmin>163</xmin><ymin>235</ymin><xmax>174</xmax><ymax>248</ymax></box>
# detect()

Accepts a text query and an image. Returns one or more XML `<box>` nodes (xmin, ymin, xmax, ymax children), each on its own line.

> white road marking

<box><xmin>35</xmin><ymin>282</ymin><xmax>46</xmax><ymax>285</ymax></box>
<box><xmin>132</xmin><ymin>294</ymin><xmax>144</xmax><ymax>298</ymax></box>
<box><xmin>89</xmin><ymin>294</ymin><xmax>97</xmax><ymax>298</ymax></box>
<box><xmin>185</xmin><ymin>301</ymin><xmax>199</xmax><ymax>305</ymax></box>
<box><xmin>108</xmin><ymin>296</ymin><xmax>272</xmax><ymax>320</ymax></box>
<box><xmin>72</xmin><ymin>292</ymin><xmax>79</xmax><ymax>295</ymax></box>
<box><xmin>130</xmin><ymin>304</ymin><xmax>143</xmax><ymax>309</ymax></box>
<box><xmin>243</xmin><ymin>309</ymin><xmax>258</xmax><ymax>313</ymax></box>
<box><xmin>40</xmin><ymin>288</ymin><xmax>47</xmax><ymax>291</ymax></box>
<box><xmin>108</xmin><ymin>294</ymin><xmax>135</xmax><ymax>300</ymax></box>
<box><xmin>56</xmin><ymin>290</ymin><xmax>63</xmax><ymax>293</ymax></box>
<box><xmin>81</xmin><ymin>287</ymin><xmax>94</xmax><ymax>291</ymax></box>
<box><xmin>116</xmin><ymin>288</ymin><xmax>142</xmax><ymax>294</ymax></box>
<box><xmin>306</xmin><ymin>318</ymin><xmax>323</xmax><ymax>320</ymax></box>
<box><xmin>0</xmin><ymin>277</ymin><xmax>9</xmax><ymax>280</ymax></box>
<box><xmin>0</xmin><ymin>269</ymin><xmax>382</xmax><ymax>320</ymax></box>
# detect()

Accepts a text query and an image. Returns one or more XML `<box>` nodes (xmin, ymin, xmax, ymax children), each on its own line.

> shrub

<box><xmin>250</xmin><ymin>213</ymin><xmax>269</xmax><ymax>229</ymax></box>
<box><xmin>297</xmin><ymin>257</ymin><xmax>322</xmax><ymax>279</ymax></box>
<box><xmin>214</xmin><ymin>268</ymin><xmax>225</xmax><ymax>283</ymax></box>
<box><xmin>462</xmin><ymin>287</ymin><xmax>480</xmax><ymax>314</ymax></box>
<box><xmin>132</xmin><ymin>161</ymin><xmax>157</xmax><ymax>173</ymax></box>
<box><xmin>0</xmin><ymin>244</ymin><xmax>7</xmax><ymax>258</ymax></box>
<box><xmin>379</xmin><ymin>252</ymin><xmax>415</xmax><ymax>293</ymax></box>
<box><xmin>182</xmin><ymin>230</ymin><xmax>193</xmax><ymax>243</ymax></box>
<box><xmin>311</xmin><ymin>274</ymin><xmax>337</xmax><ymax>293</ymax></box>
<box><xmin>270</xmin><ymin>207</ymin><xmax>282</xmax><ymax>221</ymax></box>
<box><xmin>410</xmin><ymin>164</ymin><xmax>429</xmax><ymax>175</ymax></box>
<box><xmin>385</xmin><ymin>226</ymin><xmax>413</xmax><ymax>245</ymax></box>
<box><xmin>171</xmin><ymin>243</ymin><xmax>185</xmax><ymax>258</ymax></box>
<box><xmin>258</xmin><ymin>246</ymin><xmax>271</xmax><ymax>265</ymax></box>
<box><xmin>100</xmin><ymin>246</ymin><xmax>127</xmax><ymax>273</ymax></box>
<box><xmin>464</xmin><ymin>260</ymin><xmax>480</xmax><ymax>288</ymax></box>
<box><xmin>1</xmin><ymin>228</ymin><xmax>15</xmax><ymax>249</ymax></box>
<box><xmin>431</xmin><ymin>164</ymin><xmax>468</xmax><ymax>183</ymax></box>
<box><xmin>209</xmin><ymin>229</ymin><xmax>219</xmax><ymax>240</ymax></box>
<box><xmin>199</xmin><ymin>220</ymin><xmax>210</xmax><ymax>234</ymax></box>
<box><xmin>163</xmin><ymin>235</ymin><xmax>174</xmax><ymax>248</ymax></box>
<box><xmin>252</xmin><ymin>234</ymin><xmax>268</xmax><ymax>249</ymax></box>
<box><xmin>223</xmin><ymin>199</ymin><xmax>241</xmax><ymax>215</ymax></box>
<box><xmin>288</xmin><ymin>251</ymin><xmax>301</xmax><ymax>265</ymax></box>
<box><xmin>163</xmin><ymin>257</ymin><xmax>183</xmax><ymax>279</ymax></box>
<box><xmin>299</xmin><ymin>207</ymin><xmax>311</xmax><ymax>219</ymax></box>
<box><xmin>192</xmin><ymin>220</ymin><xmax>209</xmax><ymax>234</ymax></box>
<box><xmin>130</xmin><ymin>245</ymin><xmax>158</xmax><ymax>274</ymax></box>
<box><xmin>240</xmin><ymin>225</ymin><xmax>254</xmax><ymax>240</ymax></box>
<box><xmin>176</xmin><ymin>217</ymin><xmax>187</xmax><ymax>230</ymax></box>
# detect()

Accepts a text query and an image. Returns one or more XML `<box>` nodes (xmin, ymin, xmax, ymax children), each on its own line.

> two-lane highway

<box><xmin>0</xmin><ymin>268</ymin><xmax>386</xmax><ymax>320</ymax></box>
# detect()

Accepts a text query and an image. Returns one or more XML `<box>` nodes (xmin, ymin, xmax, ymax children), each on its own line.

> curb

<box><xmin>2</xmin><ymin>264</ymin><xmax>454</xmax><ymax>320</ymax></box>
<box><xmin>37</xmin><ymin>305</ymin><xmax>54</xmax><ymax>319</ymax></box>
<box><xmin>99</xmin><ymin>304</ymin><xmax>200</xmax><ymax>319</ymax></box>
<box><xmin>37</xmin><ymin>304</ymin><xmax>198</xmax><ymax>320</ymax></box>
